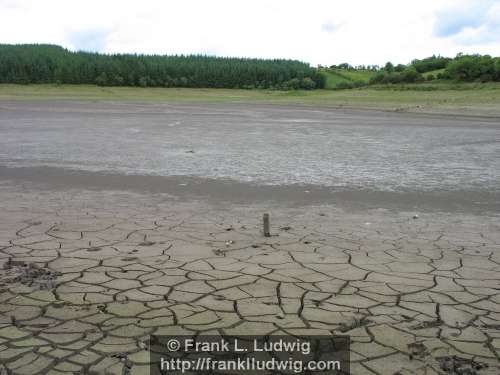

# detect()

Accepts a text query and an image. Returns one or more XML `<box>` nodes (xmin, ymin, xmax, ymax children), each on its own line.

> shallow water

<box><xmin>1</xmin><ymin>101</ymin><xmax>499</xmax><ymax>192</ymax></box>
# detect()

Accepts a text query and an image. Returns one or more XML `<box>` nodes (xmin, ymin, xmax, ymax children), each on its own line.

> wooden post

<box><xmin>263</xmin><ymin>213</ymin><xmax>270</xmax><ymax>237</ymax></box>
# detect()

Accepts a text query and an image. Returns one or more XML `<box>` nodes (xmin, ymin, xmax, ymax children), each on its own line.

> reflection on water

<box><xmin>0</xmin><ymin>102</ymin><xmax>499</xmax><ymax>192</ymax></box>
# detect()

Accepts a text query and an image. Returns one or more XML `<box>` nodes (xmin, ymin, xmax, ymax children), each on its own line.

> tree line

<box><xmin>324</xmin><ymin>54</ymin><xmax>500</xmax><ymax>87</ymax></box>
<box><xmin>371</xmin><ymin>54</ymin><xmax>500</xmax><ymax>84</ymax></box>
<box><xmin>0</xmin><ymin>44</ymin><xmax>325</xmax><ymax>90</ymax></box>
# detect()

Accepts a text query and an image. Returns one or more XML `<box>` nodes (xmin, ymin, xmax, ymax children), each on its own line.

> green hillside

<box><xmin>320</xmin><ymin>69</ymin><xmax>375</xmax><ymax>89</ymax></box>
<box><xmin>423</xmin><ymin>68</ymin><xmax>445</xmax><ymax>78</ymax></box>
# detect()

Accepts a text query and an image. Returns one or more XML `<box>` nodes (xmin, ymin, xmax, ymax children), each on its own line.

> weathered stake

<box><xmin>263</xmin><ymin>213</ymin><xmax>270</xmax><ymax>237</ymax></box>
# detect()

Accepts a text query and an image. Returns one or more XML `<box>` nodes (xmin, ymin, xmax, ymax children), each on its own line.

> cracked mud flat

<box><xmin>0</xmin><ymin>184</ymin><xmax>498</xmax><ymax>375</ymax></box>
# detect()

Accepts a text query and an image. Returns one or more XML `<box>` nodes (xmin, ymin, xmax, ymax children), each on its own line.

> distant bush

<box><xmin>334</xmin><ymin>82</ymin><xmax>353</xmax><ymax>89</ymax></box>
<box><xmin>400</xmin><ymin>67</ymin><xmax>423</xmax><ymax>83</ymax></box>
<box><xmin>445</xmin><ymin>54</ymin><xmax>497</xmax><ymax>82</ymax></box>
<box><xmin>411</xmin><ymin>55</ymin><xmax>451</xmax><ymax>73</ymax></box>
<box><xmin>369</xmin><ymin>68</ymin><xmax>423</xmax><ymax>84</ymax></box>
<box><xmin>394</xmin><ymin>64</ymin><xmax>406</xmax><ymax>72</ymax></box>
<box><xmin>95</xmin><ymin>72</ymin><xmax>108</xmax><ymax>86</ymax></box>
<box><xmin>335</xmin><ymin>63</ymin><xmax>353</xmax><ymax>70</ymax></box>
<box><xmin>335</xmin><ymin>80</ymin><xmax>366</xmax><ymax>89</ymax></box>
<box><xmin>138</xmin><ymin>77</ymin><xmax>148</xmax><ymax>87</ymax></box>
<box><xmin>285</xmin><ymin>78</ymin><xmax>301</xmax><ymax>90</ymax></box>
<box><xmin>300</xmin><ymin>77</ymin><xmax>316</xmax><ymax>90</ymax></box>
<box><xmin>384</xmin><ymin>62</ymin><xmax>394</xmax><ymax>73</ymax></box>
<box><xmin>369</xmin><ymin>71</ymin><xmax>386</xmax><ymax>84</ymax></box>
<box><xmin>495</xmin><ymin>59</ymin><xmax>500</xmax><ymax>80</ymax></box>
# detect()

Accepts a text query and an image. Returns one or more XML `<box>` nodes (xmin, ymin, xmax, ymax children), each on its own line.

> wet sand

<box><xmin>0</xmin><ymin>102</ymin><xmax>499</xmax><ymax>374</ymax></box>
<box><xmin>1</xmin><ymin>101</ymin><xmax>500</xmax><ymax>192</ymax></box>
<box><xmin>1</xmin><ymin>165</ymin><xmax>500</xmax><ymax>215</ymax></box>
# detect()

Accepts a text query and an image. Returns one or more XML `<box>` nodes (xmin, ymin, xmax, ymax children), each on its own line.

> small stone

<box><xmin>212</xmin><ymin>249</ymin><xmax>224</xmax><ymax>256</ymax></box>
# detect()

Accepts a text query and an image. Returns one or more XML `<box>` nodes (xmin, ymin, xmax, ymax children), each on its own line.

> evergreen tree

<box><xmin>0</xmin><ymin>44</ymin><xmax>325</xmax><ymax>89</ymax></box>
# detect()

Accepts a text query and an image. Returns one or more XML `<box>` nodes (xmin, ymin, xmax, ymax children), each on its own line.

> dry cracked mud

<box><xmin>0</xmin><ymin>184</ymin><xmax>499</xmax><ymax>375</ymax></box>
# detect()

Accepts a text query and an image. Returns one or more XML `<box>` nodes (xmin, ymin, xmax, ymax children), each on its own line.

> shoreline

<box><xmin>2</xmin><ymin>98</ymin><xmax>500</xmax><ymax>122</ymax></box>
<box><xmin>1</xmin><ymin>84</ymin><xmax>500</xmax><ymax>118</ymax></box>
<box><xmin>1</xmin><ymin>165</ymin><xmax>499</xmax><ymax>214</ymax></box>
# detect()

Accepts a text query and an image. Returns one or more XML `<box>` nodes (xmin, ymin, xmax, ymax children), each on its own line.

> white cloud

<box><xmin>434</xmin><ymin>0</ymin><xmax>500</xmax><ymax>45</ymax></box>
<box><xmin>321</xmin><ymin>19</ymin><xmax>342</xmax><ymax>34</ymax></box>
<box><xmin>0</xmin><ymin>0</ymin><xmax>499</xmax><ymax>66</ymax></box>
<box><xmin>67</xmin><ymin>28</ymin><xmax>112</xmax><ymax>52</ymax></box>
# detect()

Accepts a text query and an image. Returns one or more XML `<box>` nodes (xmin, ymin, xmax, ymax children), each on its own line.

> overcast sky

<box><xmin>1</xmin><ymin>0</ymin><xmax>499</xmax><ymax>66</ymax></box>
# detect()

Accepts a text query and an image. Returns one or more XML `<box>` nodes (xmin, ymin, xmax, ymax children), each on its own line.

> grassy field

<box><xmin>320</xmin><ymin>69</ymin><xmax>374</xmax><ymax>89</ymax></box>
<box><xmin>1</xmin><ymin>83</ymin><xmax>500</xmax><ymax>116</ymax></box>
<box><xmin>321</xmin><ymin>70</ymin><xmax>350</xmax><ymax>88</ymax></box>
<box><xmin>423</xmin><ymin>68</ymin><xmax>445</xmax><ymax>78</ymax></box>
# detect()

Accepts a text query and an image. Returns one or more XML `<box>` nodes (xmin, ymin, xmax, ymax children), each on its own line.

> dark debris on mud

<box><xmin>437</xmin><ymin>356</ymin><xmax>489</xmax><ymax>375</ymax></box>
<box><xmin>1</xmin><ymin>258</ymin><xmax>61</xmax><ymax>290</ymax></box>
